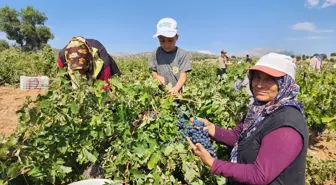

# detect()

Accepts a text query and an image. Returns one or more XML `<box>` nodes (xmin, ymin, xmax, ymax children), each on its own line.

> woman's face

<box><xmin>251</xmin><ymin>71</ymin><xmax>279</xmax><ymax>102</ymax></box>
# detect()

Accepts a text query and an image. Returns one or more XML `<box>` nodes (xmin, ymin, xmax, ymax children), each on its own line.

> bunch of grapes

<box><xmin>176</xmin><ymin>113</ymin><xmax>217</xmax><ymax>158</ymax></box>
<box><xmin>177</xmin><ymin>112</ymin><xmax>188</xmax><ymax>137</ymax></box>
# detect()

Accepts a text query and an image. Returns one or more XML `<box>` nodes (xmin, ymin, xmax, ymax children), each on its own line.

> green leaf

<box><xmin>176</xmin><ymin>143</ymin><xmax>185</xmax><ymax>153</ymax></box>
<box><xmin>166</xmin><ymin>83</ymin><xmax>173</xmax><ymax>90</ymax></box>
<box><xmin>105</xmin><ymin>124</ymin><xmax>112</xmax><ymax>136</ymax></box>
<box><xmin>90</xmin><ymin>131</ymin><xmax>98</xmax><ymax>137</ymax></box>
<box><xmin>164</xmin><ymin>144</ymin><xmax>174</xmax><ymax>156</ymax></box>
<box><xmin>111</xmin><ymin>78</ymin><xmax>123</xmax><ymax>89</ymax></box>
<box><xmin>169</xmin><ymin>175</ymin><xmax>176</xmax><ymax>183</ymax></box>
<box><xmin>7</xmin><ymin>163</ymin><xmax>20</xmax><ymax>177</ymax></box>
<box><xmin>70</xmin><ymin>103</ymin><xmax>79</xmax><ymax>114</ymax></box>
<box><xmin>83</xmin><ymin>148</ymin><xmax>97</xmax><ymax>163</ymax></box>
<box><xmin>27</xmin><ymin>167</ymin><xmax>42</xmax><ymax>177</ymax></box>
<box><xmin>59</xmin><ymin>165</ymin><xmax>72</xmax><ymax>174</ymax></box>
<box><xmin>148</xmin><ymin>152</ymin><xmax>161</xmax><ymax>170</ymax></box>
<box><xmin>130</xmin><ymin>169</ymin><xmax>144</xmax><ymax>178</ymax></box>
<box><xmin>133</xmin><ymin>145</ymin><xmax>146</xmax><ymax>158</ymax></box>
<box><xmin>216</xmin><ymin>176</ymin><xmax>227</xmax><ymax>185</ymax></box>
<box><xmin>321</xmin><ymin>116</ymin><xmax>335</xmax><ymax>123</ymax></box>
<box><xmin>185</xmin><ymin>167</ymin><xmax>198</xmax><ymax>182</ymax></box>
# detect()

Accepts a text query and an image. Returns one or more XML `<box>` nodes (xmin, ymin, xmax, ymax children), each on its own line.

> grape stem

<box><xmin>172</xmin><ymin>98</ymin><xmax>200</xmax><ymax>104</ymax></box>
<box><xmin>6</xmin><ymin>168</ymin><xmax>31</xmax><ymax>183</ymax></box>
<box><xmin>122</xmin><ymin>161</ymin><xmax>130</xmax><ymax>184</ymax></box>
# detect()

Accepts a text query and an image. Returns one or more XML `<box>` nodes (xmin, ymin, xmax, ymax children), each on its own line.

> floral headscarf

<box><xmin>65</xmin><ymin>37</ymin><xmax>92</xmax><ymax>72</ymax></box>
<box><xmin>230</xmin><ymin>72</ymin><xmax>305</xmax><ymax>163</ymax></box>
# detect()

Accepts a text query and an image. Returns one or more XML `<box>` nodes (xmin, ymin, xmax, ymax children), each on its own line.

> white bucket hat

<box><xmin>248</xmin><ymin>53</ymin><xmax>296</xmax><ymax>80</ymax></box>
<box><xmin>153</xmin><ymin>18</ymin><xmax>178</xmax><ymax>38</ymax></box>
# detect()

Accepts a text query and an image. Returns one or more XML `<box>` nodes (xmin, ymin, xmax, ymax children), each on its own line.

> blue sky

<box><xmin>0</xmin><ymin>0</ymin><xmax>335</xmax><ymax>56</ymax></box>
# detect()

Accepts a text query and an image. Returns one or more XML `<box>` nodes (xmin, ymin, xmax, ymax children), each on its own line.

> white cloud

<box><xmin>302</xmin><ymin>36</ymin><xmax>327</xmax><ymax>40</ymax></box>
<box><xmin>322</xmin><ymin>0</ymin><xmax>336</xmax><ymax>7</ymax></box>
<box><xmin>198</xmin><ymin>50</ymin><xmax>213</xmax><ymax>55</ymax></box>
<box><xmin>305</xmin><ymin>0</ymin><xmax>336</xmax><ymax>8</ymax></box>
<box><xmin>316</xmin><ymin>29</ymin><xmax>333</xmax><ymax>33</ymax></box>
<box><xmin>305</xmin><ymin>0</ymin><xmax>320</xmax><ymax>7</ymax></box>
<box><xmin>292</xmin><ymin>22</ymin><xmax>315</xmax><ymax>31</ymax></box>
<box><xmin>228</xmin><ymin>48</ymin><xmax>297</xmax><ymax>58</ymax></box>
<box><xmin>291</xmin><ymin>22</ymin><xmax>333</xmax><ymax>33</ymax></box>
<box><xmin>285</xmin><ymin>36</ymin><xmax>327</xmax><ymax>40</ymax></box>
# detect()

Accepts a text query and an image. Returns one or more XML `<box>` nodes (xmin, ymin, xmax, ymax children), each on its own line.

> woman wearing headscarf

<box><xmin>187</xmin><ymin>53</ymin><xmax>308</xmax><ymax>185</ymax></box>
<box><xmin>309</xmin><ymin>54</ymin><xmax>327</xmax><ymax>72</ymax></box>
<box><xmin>57</xmin><ymin>36</ymin><xmax>121</xmax><ymax>90</ymax></box>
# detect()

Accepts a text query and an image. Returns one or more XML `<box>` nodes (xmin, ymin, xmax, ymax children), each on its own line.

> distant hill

<box><xmin>52</xmin><ymin>48</ymin><xmax>61</xmax><ymax>55</ymax></box>
<box><xmin>51</xmin><ymin>48</ymin><xmax>234</xmax><ymax>61</ymax></box>
<box><xmin>110</xmin><ymin>51</ymin><xmax>218</xmax><ymax>61</ymax></box>
<box><xmin>228</xmin><ymin>48</ymin><xmax>297</xmax><ymax>58</ymax></box>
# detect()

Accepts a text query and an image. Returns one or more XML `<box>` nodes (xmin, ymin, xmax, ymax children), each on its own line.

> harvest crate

<box><xmin>20</xmin><ymin>76</ymin><xmax>49</xmax><ymax>90</ymax></box>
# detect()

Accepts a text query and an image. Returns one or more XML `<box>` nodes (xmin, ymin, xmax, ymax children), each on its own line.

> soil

<box><xmin>0</xmin><ymin>86</ymin><xmax>46</xmax><ymax>137</ymax></box>
<box><xmin>308</xmin><ymin>132</ymin><xmax>336</xmax><ymax>161</ymax></box>
<box><xmin>325</xmin><ymin>180</ymin><xmax>336</xmax><ymax>185</ymax></box>
<box><xmin>0</xmin><ymin>87</ymin><xmax>335</xmax><ymax>184</ymax></box>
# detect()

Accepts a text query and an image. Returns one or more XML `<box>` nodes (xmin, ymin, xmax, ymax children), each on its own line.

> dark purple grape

<box><xmin>175</xmin><ymin>113</ymin><xmax>217</xmax><ymax>158</ymax></box>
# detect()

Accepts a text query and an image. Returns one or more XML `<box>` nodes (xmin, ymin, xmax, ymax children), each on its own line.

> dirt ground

<box><xmin>0</xmin><ymin>87</ymin><xmax>335</xmax><ymax>184</ymax></box>
<box><xmin>309</xmin><ymin>132</ymin><xmax>336</xmax><ymax>161</ymax></box>
<box><xmin>0</xmin><ymin>86</ymin><xmax>46</xmax><ymax>137</ymax></box>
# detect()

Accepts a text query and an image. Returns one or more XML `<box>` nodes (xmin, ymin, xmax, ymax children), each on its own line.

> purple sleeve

<box><xmin>210</xmin><ymin>127</ymin><xmax>303</xmax><ymax>185</ymax></box>
<box><xmin>211</xmin><ymin>123</ymin><xmax>243</xmax><ymax>146</ymax></box>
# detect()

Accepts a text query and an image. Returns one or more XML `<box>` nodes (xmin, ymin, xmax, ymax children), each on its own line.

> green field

<box><xmin>0</xmin><ymin>47</ymin><xmax>335</xmax><ymax>185</ymax></box>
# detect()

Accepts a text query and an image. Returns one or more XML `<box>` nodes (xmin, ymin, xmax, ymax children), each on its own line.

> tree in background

<box><xmin>0</xmin><ymin>5</ymin><xmax>54</xmax><ymax>51</ymax></box>
<box><xmin>231</xmin><ymin>55</ymin><xmax>236</xmax><ymax>59</ymax></box>
<box><xmin>320</xmin><ymin>54</ymin><xmax>327</xmax><ymax>60</ymax></box>
<box><xmin>291</xmin><ymin>55</ymin><xmax>295</xmax><ymax>59</ymax></box>
<box><xmin>296</xmin><ymin>56</ymin><xmax>301</xmax><ymax>62</ymax></box>
<box><xmin>302</xmin><ymin>54</ymin><xmax>306</xmax><ymax>60</ymax></box>
<box><xmin>331</xmin><ymin>53</ymin><xmax>336</xmax><ymax>57</ymax></box>
<box><xmin>191</xmin><ymin>52</ymin><xmax>218</xmax><ymax>61</ymax></box>
<box><xmin>0</xmin><ymin>39</ymin><xmax>9</xmax><ymax>51</ymax></box>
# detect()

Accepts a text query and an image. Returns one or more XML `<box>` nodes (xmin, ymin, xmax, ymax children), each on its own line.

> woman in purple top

<box><xmin>187</xmin><ymin>53</ymin><xmax>308</xmax><ymax>185</ymax></box>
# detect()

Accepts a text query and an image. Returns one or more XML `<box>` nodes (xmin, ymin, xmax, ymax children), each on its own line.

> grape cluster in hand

<box><xmin>177</xmin><ymin>113</ymin><xmax>217</xmax><ymax>158</ymax></box>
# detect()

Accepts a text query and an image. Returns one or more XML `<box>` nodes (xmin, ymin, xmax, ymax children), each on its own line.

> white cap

<box><xmin>153</xmin><ymin>18</ymin><xmax>178</xmax><ymax>38</ymax></box>
<box><xmin>248</xmin><ymin>53</ymin><xmax>296</xmax><ymax>80</ymax></box>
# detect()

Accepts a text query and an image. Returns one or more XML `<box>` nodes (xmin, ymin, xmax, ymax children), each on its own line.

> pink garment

<box><xmin>309</xmin><ymin>57</ymin><xmax>322</xmax><ymax>71</ymax></box>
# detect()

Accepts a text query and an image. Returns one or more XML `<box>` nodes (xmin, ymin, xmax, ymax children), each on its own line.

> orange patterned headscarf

<box><xmin>65</xmin><ymin>37</ymin><xmax>92</xmax><ymax>71</ymax></box>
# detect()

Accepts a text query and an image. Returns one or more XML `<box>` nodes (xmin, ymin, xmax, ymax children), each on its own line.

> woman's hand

<box><xmin>189</xmin><ymin>117</ymin><xmax>216</xmax><ymax>137</ymax></box>
<box><xmin>186</xmin><ymin>137</ymin><xmax>215</xmax><ymax>168</ymax></box>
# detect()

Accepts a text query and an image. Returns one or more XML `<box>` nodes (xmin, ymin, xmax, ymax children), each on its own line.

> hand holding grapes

<box><xmin>186</xmin><ymin>137</ymin><xmax>215</xmax><ymax>168</ymax></box>
<box><xmin>177</xmin><ymin>114</ymin><xmax>217</xmax><ymax>159</ymax></box>
<box><xmin>189</xmin><ymin>117</ymin><xmax>216</xmax><ymax>137</ymax></box>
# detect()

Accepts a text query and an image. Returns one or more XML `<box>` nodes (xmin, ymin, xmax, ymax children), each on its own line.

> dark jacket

<box><xmin>229</xmin><ymin>106</ymin><xmax>309</xmax><ymax>185</ymax></box>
